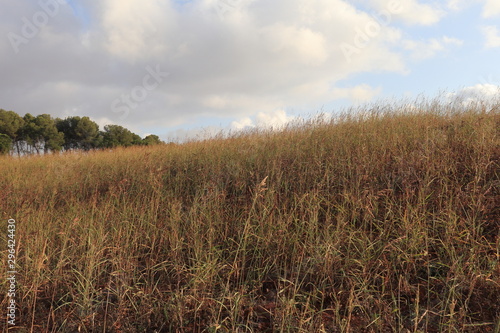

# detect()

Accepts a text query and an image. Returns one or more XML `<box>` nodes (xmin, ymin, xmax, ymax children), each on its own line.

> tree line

<box><xmin>0</xmin><ymin>109</ymin><xmax>163</xmax><ymax>155</ymax></box>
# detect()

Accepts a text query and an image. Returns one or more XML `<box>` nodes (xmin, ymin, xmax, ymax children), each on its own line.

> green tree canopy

<box><xmin>19</xmin><ymin>113</ymin><xmax>38</xmax><ymax>151</ymax></box>
<box><xmin>0</xmin><ymin>109</ymin><xmax>24</xmax><ymax>139</ymax></box>
<box><xmin>101</xmin><ymin>125</ymin><xmax>139</xmax><ymax>148</ymax></box>
<box><xmin>21</xmin><ymin>114</ymin><xmax>64</xmax><ymax>153</ymax></box>
<box><xmin>0</xmin><ymin>133</ymin><xmax>11</xmax><ymax>155</ymax></box>
<box><xmin>0</xmin><ymin>108</ymin><xmax>162</xmax><ymax>155</ymax></box>
<box><xmin>142</xmin><ymin>134</ymin><xmax>163</xmax><ymax>146</ymax></box>
<box><xmin>57</xmin><ymin>116</ymin><xmax>100</xmax><ymax>150</ymax></box>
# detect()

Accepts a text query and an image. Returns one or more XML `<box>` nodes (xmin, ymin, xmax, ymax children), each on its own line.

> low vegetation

<box><xmin>0</xmin><ymin>99</ymin><xmax>499</xmax><ymax>332</ymax></box>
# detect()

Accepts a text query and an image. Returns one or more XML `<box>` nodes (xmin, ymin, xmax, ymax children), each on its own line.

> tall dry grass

<box><xmin>0</xmin><ymin>99</ymin><xmax>499</xmax><ymax>332</ymax></box>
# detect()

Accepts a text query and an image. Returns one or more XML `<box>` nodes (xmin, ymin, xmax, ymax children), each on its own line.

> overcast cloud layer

<box><xmin>0</xmin><ymin>0</ymin><xmax>499</xmax><ymax>140</ymax></box>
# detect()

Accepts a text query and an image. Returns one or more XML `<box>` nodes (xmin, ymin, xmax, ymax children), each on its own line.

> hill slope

<box><xmin>1</xmin><ymin>102</ymin><xmax>499</xmax><ymax>332</ymax></box>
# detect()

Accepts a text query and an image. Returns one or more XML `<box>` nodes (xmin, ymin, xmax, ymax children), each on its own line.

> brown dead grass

<box><xmin>0</xmin><ymin>99</ymin><xmax>499</xmax><ymax>332</ymax></box>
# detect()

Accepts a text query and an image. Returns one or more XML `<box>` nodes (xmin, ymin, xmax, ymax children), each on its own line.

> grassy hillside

<box><xmin>1</xmin><ymin>101</ymin><xmax>499</xmax><ymax>332</ymax></box>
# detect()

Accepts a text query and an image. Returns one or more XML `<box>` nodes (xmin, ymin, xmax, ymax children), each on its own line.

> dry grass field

<box><xmin>1</xmin><ymin>99</ymin><xmax>499</xmax><ymax>332</ymax></box>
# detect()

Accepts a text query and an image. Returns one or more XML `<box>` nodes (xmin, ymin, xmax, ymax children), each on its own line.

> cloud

<box><xmin>0</xmin><ymin>0</ymin><xmax>421</xmax><ymax>141</ymax></box>
<box><xmin>481</xmin><ymin>25</ymin><xmax>500</xmax><ymax>48</ymax></box>
<box><xmin>458</xmin><ymin>84</ymin><xmax>500</xmax><ymax>99</ymax></box>
<box><xmin>256</xmin><ymin>109</ymin><xmax>296</xmax><ymax>128</ymax></box>
<box><xmin>364</xmin><ymin>0</ymin><xmax>445</xmax><ymax>25</ymax></box>
<box><xmin>403</xmin><ymin>36</ymin><xmax>463</xmax><ymax>60</ymax></box>
<box><xmin>483</xmin><ymin>0</ymin><xmax>500</xmax><ymax>18</ymax></box>
<box><xmin>99</xmin><ymin>0</ymin><xmax>178</xmax><ymax>62</ymax></box>
<box><xmin>232</xmin><ymin>109</ymin><xmax>296</xmax><ymax>130</ymax></box>
<box><xmin>93</xmin><ymin>116</ymin><xmax>115</xmax><ymax>130</ymax></box>
<box><xmin>231</xmin><ymin>117</ymin><xmax>254</xmax><ymax>130</ymax></box>
<box><xmin>446</xmin><ymin>84</ymin><xmax>500</xmax><ymax>106</ymax></box>
<box><xmin>446</xmin><ymin>0</ymin><xmax>500</xmax><ymax>17</ymax></box>
<box><xmin>332</xmin><ymin>84</ymin><xmax>382</xmax><ymax>102</ymax></box>
<box><xmin>446</xmin><ymin>0</ymin><xmax>472</xmax><ymax>11</ymax></box>
<box><xmin>447</xmin><ymin>0</ymin><xmax>463</xmax><ymax>11</ymax></box>
<box><xmin>260</xmin><ymin>23</ymin><xmax>328</xmax><ymax>66</ymax></box>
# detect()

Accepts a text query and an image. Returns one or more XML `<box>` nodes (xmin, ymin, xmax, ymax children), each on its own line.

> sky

<box><xmin>0</xmin><ymin>0</ymin><xmax>499</xmax><ymax>141</ymax></box>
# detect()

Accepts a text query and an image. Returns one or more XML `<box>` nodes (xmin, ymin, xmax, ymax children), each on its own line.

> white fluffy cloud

<box><xmin>363</xmin><ymin>0</ymin><xmax>445</xmax><ymax>25</ymax></box>
<box><xmin>483</xmin><ymin>0</ymin><xmax>500</xmax><ymax>17</ymax></box>
<box><xmin>231</xmin><ymin>109</ymin><xmax>296</xmax><ymax>130</ymax></box>
<box><xmin>446</xmin><ymin>0</ymin><xmax>470</xmax><ymax>11</ymax></box>
<box><xmin>459</xmin><ymin>84</ymin><xmax>499</xmax><ymax>99</ymax></box>
<box><xmin>403</xmin><ymin>36</ymin><xmax>463</xmax><ymax>60</ymax></box>
<box><xmin>446</xmin><ymin>0</ymin><xmax>500</xmax><ymax>17</ymax></box>
<box><xmin>256</xmin><ymin>109</ymin><xmax>296</xmax><ymax>128</ymax></box>
<box><xmin>231</xmin><ymin>117</ymin><xmax>254</xmax><ymax>130</ymax></box>
<box><xmin>0</xmin><ymin>1</ymin><xmax>406</xmax><ymax>127</ymax></box>
<box><xmin>0</xmin><ymin>0</ymin><xmax>473</xmax><ymax>140</ymax></box>
<box><xmin>481</xmin><ymin>25</ymin><xmax>500</xmax><ymax>48</ymax></box>
<box><xmin>260</xmin><ymin>23</ymin><xmax>328</xmax><ymax>66</ymax></box>
<box><xmin>100</xmin><ymin>0</ymin><xmax>178</xmax><ymax>62</ymax></box>
<box><xmin>446</xmin><ymin>84</ymin><xmax>500</xmax><ymax>105</ymax></box>
<box><xmin>332</xmin><ymin>84</ymin><xmax>382</xmax><ymax>102</ymax></box>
